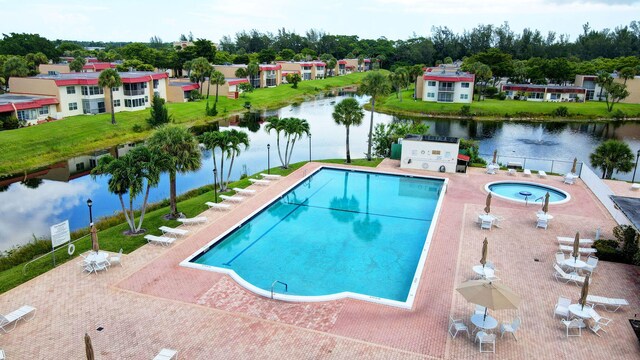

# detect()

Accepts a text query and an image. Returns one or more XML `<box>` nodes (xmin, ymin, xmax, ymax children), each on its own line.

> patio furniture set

<box><xmin>485</xmin><ymin>164</ymin><xmax>547</xmax><ymax>179</ymax></box>
<box><xmin>554</xmin><ymin>295</ymin><xmax>627</xmax><ymax>337</ymax></box>
<box><xmin>79</xmin><ymin>250</ymin><xmax>122</xmax><ymax>275</ymax></box>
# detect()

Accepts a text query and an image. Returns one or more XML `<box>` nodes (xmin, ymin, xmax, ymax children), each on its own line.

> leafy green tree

<box><xmin>209</xmin><ymin>70</ymin><xmax>226</xmax><ymax>102</ymax></box>
<box><xmin>265</xmin><ymin>117</ymin><xmax>310</xmax><ymax>168</ymax></box>
<box><xmin>2</xmin><ymin>56</ymin><xmax>28</xmax><ymax>90</ymax></box>
<box><xmin>619</xmin><ymin>67</ymin><xmax>636</xmax><ymax>85</ymax></box>
<box><xmin>24</xmin><ymin>52</ymin><xmax>48</xmax><ymax>72</ymax></box>
<box><xmin>147</xmin><ymin>95</ymin><xmax>172</xmax><ymax>127</ymax></box>
<box><xmin>69</xmin><ymin>57</ymin><xmax>86</xmax><ymax>72</ymax></box>
<box><xmin>358</xmin><ymin>71</ymin><xmax>391</xmax><ymax>160</ymax></box>
<box><xmin>286</xmin><ymin>72</ymin><xmax>301</xmax><ymax>88</ymax></box>
<box><xmin>332</xmin><ymin>98</ymin><xmax>364</xmax><ymax>163</ymax></box>
<box><xmin>465</xmin><ymin>62</ymin><xmax>492</xmax><ymax>101</ymax></box>
<box><xmin>603</xmin><ymin>82</ymin><xmax>630</xmax><ymax>112</ymax></box>
<box><xmin>98</xmin><ymin>69</ymin><xmax>122</xmax><ymax>125</ymax></box>
<box><xmin>0</xmin><ymin>33</ymin><xmax>59</xmax><ymax>59</ymax></box>
<box><xmin>258</xmin><ymin>48</ymin><xmax>276</xmax><ymax>63</ymax></box>
<box><xmin>389</xmin><ymin>67</ymin><xmax>409</xmax><ymax>101</ymax></box>
<box><xmin>589</xmin><ymin>139</ymin><xmax>635</xmax><ymax>179</ymax></box>
<box><xmin>278</xmin><ymin>48</ymin><xmax>295</xmax><ymax>61</ymax></box>
<box><xmin>247</xmin><ymin>62</ymin><xmax>260</xmax><ymax>87</ymax></box>
<box><xmin>238</xmin><ymin>82</ymin><xmax>253</xmax><ymax>97</ymax></box>
<box><xmin>193</xmin><ymin>38</ymin><xmax>216</xmax><ymax>62</ymax></box>
<box><xmin>116</xmin><ymin>59</ymin><xmax>154</xmax><ymax>72</ymax></box>
<box><xmin>2</xmin><ymin>115</ymin><xmax>19</xmax><ymax>130</ymax></box>
<box><xmin>595</xmin><ymin>71</ymin><xmax>612</xmax><ymax>101</ymax></box>
<box><xmin>147</xmin><ymin>125</ymin><xmax>202</xmax><ymax>218</ymax></box>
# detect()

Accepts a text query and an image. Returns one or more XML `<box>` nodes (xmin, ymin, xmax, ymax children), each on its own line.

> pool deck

<box><xmin>1</xmin><ymin>161</ymin><xmax>639</xmax><ymax>359</ymax></box>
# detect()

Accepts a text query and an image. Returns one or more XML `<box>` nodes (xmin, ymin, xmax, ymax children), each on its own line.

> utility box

<box><xmin>390</xmin><ymin>143</ymin><xmax>402</xmax><ymax>160</ymax></box>
<box><xmin>400</xmin><ymin>135</ymin><xmax>460</xmax><ymax>173</ymax></box>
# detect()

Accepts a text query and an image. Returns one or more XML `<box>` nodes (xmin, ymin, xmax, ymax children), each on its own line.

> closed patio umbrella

<box><xmin>484</xmin><ymin>193</ymin><xmax>492</xmax><ymax>214</ymax></box>
<box><xmin>85</xmin><ymin>333</ymin><xmax>95</xmax><ymax>360</ymax></box>
<box><xmin>492</xmin><ymin>149</ymin><xmax>497</xmax><ymax>164</ymax></box>
<box><xmin>480</xmin><ymin>237</ymin><xmax>488</xmax><ymax>268</ymax></box>
<box><xmin>90</xmin><ymin>223</ymin><xmax>99</xmax><ymax>253</ymax></box>
<box><xmin>456</xmin><ymin>280</ymin><xmax>521</xmax><ymax>320</ymax></box>
<box><xmin>542</xmin><ymin>192</ymin><xmax>550</xmax><ymax>214</ymax></box>
<box><xmin>571</xmin><ymin>157</ymin><xmax>578</xmax><ymax>174</ymax></box>
<box><xmin>579</xmin><ymin>273</ymin><xmax>591</xmax><ymax>310</ymax></box>
<box><xmin>572</xmin><ymin>231</ymin><xmax>580</xmax><ymax>261</ymax></box>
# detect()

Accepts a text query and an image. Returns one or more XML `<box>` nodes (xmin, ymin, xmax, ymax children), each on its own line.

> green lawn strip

<box><xmin>375</xmin><ymin>89</ymin><xmax>640</xmax><ymax>120</ymax></box>
<box><xmin>0</xmin><ymin>73</ymin><xmax>369</xmax><ymax>175</ymax></box>
<box><xmin>0</xmin><ymin>157</ymin><xmax>380</xmax><ymax>294</ymax></box>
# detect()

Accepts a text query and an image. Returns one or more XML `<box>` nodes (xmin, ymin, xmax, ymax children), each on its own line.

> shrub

<box><xmin>205</xmin><ymin>101</ymin><xmax>218</xmax><ymax>116</ymax></box>
<box><xmin>484</xmin><ymin>86</ymin><xmax>498</xmax><ymax>98</ymax></box>
<box><xmin>614</xmin><ymin>225</ymin><xmax>639</xmax><ymax>263</ymax></box>
<box><xmin>132</xmin><ymin>124</ymin><xmax>144</xmax><ymax>133</ymax></box>
<box><xmin>147</xmin><ymin>95</ymin><xmax>172</xmax><ymax>127</ymax></box>
<box><xmin>593</xmin><ymin>240</ymin><xmax>620</xmax><ymax>262</ymax></box>
<box><xmin>551</xmin><ymin>106</ymin><xmax>570</xmax><ymax>117</ymax></box>
<box><xmin>188</xmin><ymin>90</ymin><xmax>202</xmax><ymax>101</ymax></box>
<box><xmin>2</xmin><ymin>116</ymin><xmax>19</xmax><ymax>130</ymax></box>
<box><xmin>459</xmin><ymin>105</ymin><xmax>471</xmax><ymax>117</ymax></box>
<box><xmin>611</xmin><ymin>109</ymin><xmax>626</xmax><ymax>120</ymax></box>
<box><xmin>496</xmin><ymin>92</ymin><xmax>507</xmax><ymax>100</ymax></box>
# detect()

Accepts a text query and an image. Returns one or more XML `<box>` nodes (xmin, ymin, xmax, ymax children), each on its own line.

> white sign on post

<box><xmin>50</xmin><ymin>220</ymin><xmax>70</xmax><ymax>248</ymax></box>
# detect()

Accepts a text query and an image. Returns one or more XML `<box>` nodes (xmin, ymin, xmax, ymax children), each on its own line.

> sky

<box><xmin>0</xmin><ymin>0</ymin><xmax>639</xmax><ymax>44</ymax></box>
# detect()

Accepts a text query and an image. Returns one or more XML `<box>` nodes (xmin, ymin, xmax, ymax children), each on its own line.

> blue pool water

<box><xmin>487</xmin><ymin>181</ymin><xmax>569</xmax><ymax>204</ymax></box>
<box><xmin>189</xmin><ymin>168</ymin><xmax>444</xmax><ymax>302</ymax></box>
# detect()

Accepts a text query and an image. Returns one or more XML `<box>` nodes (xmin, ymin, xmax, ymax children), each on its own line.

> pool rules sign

<box><xmin>50</xmin><ymin>220</ymin><xmax>70</xmax><ymax>248</ymax></box>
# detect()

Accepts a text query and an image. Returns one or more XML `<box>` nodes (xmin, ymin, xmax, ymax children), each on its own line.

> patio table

<box><xmin>568</xmin><ymin>304</ymin><xmax>592</xmax><ymax>319</ymax></box>
<box><xmin>471</xmin><ymin>314</ymin><xmax>498</xmax><ymax>332</ymax></box>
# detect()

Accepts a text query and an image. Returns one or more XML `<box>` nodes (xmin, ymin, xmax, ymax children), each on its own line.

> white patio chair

<box><xmin>159</xmin><ymin>226</ymin><xmax>188</xmax><ymax>237</ymax></box>
<box><xmin>553</xmin><ymin>296</ymin><xmax>571</xmax><ymax>319</ymax></box>
<box><xmin>485</xmin><ymin>261</ymin><xmax>496</xmax><ymax>270</ymax></box>
<box><xmin>561</xmin><ymin>318</ymin><xmax>585</xmax><ymax>337</ymax></box>
<box><xmin>475</xmin><ymin>305</ymin><xmax>487</xmax><ymax>316</ymax></box>
<box><xmin>205</xmin><ymin>202</ymin><xmax>231</xmax><ymax>211</ymax></box>
<box><xmin>109</xmin><ymin>248</ymin><xmax>123</xmax><ymax>267</ymax></box>
<box><xmin>261</xmin><ymin>173</ymin><xmax>282</xmax><ymax>180</ymax></box>
<box><xmin>92</xmin><ymin>261</ymin><xmax>108</xmax><ymax>273</ymax></box>
<box><xmin>233</xmin><ymin>187</ymin><xmax>256</xmax><ymax>195</ymax></box>
<box><xmin>555</xmin><ymin>251</ymin><xmax>567</xmax><ymax>270</ymax></box>
<box><xmin>483</xmin><ymin>268</ymin><xmax>500</xmax><ymax>282</ymax></box>
<box><xmin>558</xmin><ymin>245</ymin><xmax>597</xmax><ymax>254</ymax></box>
<box><xmin>563</xmin><ymin>176</ymin><xmax>575</xmax><ymax>185</ymax></box>
<box><xmin>500</xmin><ymin>317</ymin><xmax>521</xmax><ymax>340</ymax></box>
<box><xmin>480</xmin><ymin>219</ymin><xmax>492</xmax><ymax>230</ymax></box>
<box><xmin>631</xmin><ymin>183</ymin><xmax>640</xmax><ymax>191</ymax></box>
<box><xmin>536</xmin><ymin>219</ymin><xmax>548</xmax><ymax>229</ymax></box>
<box><xmin>177</xmin><ymin>216</ymin><xmax>207</xmax><ymax>225</ymax></box>
<box><xmin>556</xmin><ymin>236</ymin><xmax>594</xmax><ymax>245</ymax></box>
<box><xmin>588</xmin><ymin>308</ymin><xmax>612</xmax><ymax>336</ymax></box>
<box><xmin>0</xmin><ymin>348</ymin><xmax>5</xmax><ymax>360</ymax></box>
<box><xmin>0</xmin><ymin>305</ymin><xmax>36</xmax><ymax>333</ymax></box>
<box><xmin>553</xmin><ymin>264</ymin><xmax>586</xmax><ymax>286</ymax></box>
<box><xmin>583</xmin><ymin>256</ymin><xmax>598</xmax><ymax>275</ymax></box>
<box><xmin>448</xmin><ymin>316</ymin><xmax>470</xmax><ymax>338</ymax></box>
<box><xmin>144</xmin><ymin>235</ymin><xmax>176</xmax><ymax>246</ymax></box>
<box><xmin>523</xmin><ymin>169</ymin><xmax>532</xmax><ymax>177</ymax></box>
<box><xmin>586</xmin><ymin>295</ymin><xmax>630</xmax><ymax>312</ymax></box>
<box><xmin>507</xmin><ymin>168</ymin><xmax>516</xmax><ymax>176</ymax></box>
<box><xmin>538</xmin><ymin>170</ymin><xmax>547</xmax><ymax>178</ymax></box>
<box><xmin>475</xmin><ymin>331</ymin><xmax>496</xmax><ymax>353</ymax></box>
<box><xmin>219</xmin><ymin>194</ymin><xmax>244</xmax><ymax>203</ymax></box>
<box><xmin>248</xmin><ymin>178</ymin><xmax>270</xmax><ymax>185</ymax></box>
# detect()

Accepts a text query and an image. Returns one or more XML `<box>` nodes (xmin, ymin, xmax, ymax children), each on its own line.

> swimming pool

<box><xmin>181</xmin><ymin>167</ymin><xmax>447</xmax><ymax>308</ymax></box>
<box><xmin>485</xmin><ymin>181</ymin><xmax>570</xmax><ymax>205</ymax></box>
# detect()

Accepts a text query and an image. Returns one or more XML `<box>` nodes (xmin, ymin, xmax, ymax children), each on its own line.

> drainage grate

<box><xmin>96</xmin><ymin>327</ymin><xmax>104</xmax><ymax>332</ymax></box>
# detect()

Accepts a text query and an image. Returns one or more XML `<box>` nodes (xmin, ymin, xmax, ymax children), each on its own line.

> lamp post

<box><xmin>308</xmin><ymin>134</ymin><xmax>312</xmax><ymax>162</ymax></box>
<box><xmin>267</xmin><ymin>144</ymin><xmax>271</xmax><ymax>175</ymax></box>
<box><xmin>213</xmin><ymin>168</ymin><xmax>218</xmax><ymax>203</ymax></box>
<box><xmin>632</xmin><ymin>149</ymin><xmax>640</xmax><ymax>183</ymax></box>
<box><xmin>86</xmin><ymin>198</ymin><xmax>93</xmax><ymax>225</ymax></box>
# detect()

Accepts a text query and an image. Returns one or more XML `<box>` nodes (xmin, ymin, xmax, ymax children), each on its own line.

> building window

<box><xmin>66</xmin><ymin>86</ymin><xmax>75</xmax><ymax>94</ymax></box>
<box><xmin>39</xmin><ymin>106</ymin><xmax>49</xmax><ymax>115</ymax></box>
<box><xmin>427</xmin><ymin>92</ymin><xmax>435</xmax><ymax>98</ymax></box>
<box><xmin>112</xmin><ymin>87</ymin><xmax>119</xmax><ymax>92</ymax></box>
<box><xmin>460</xmin><ymin>94</ymin><xmax>469</xmax><ymax>100</ymax></box>
<box><xmin>437</xmin><ymin>92</ymin><xmax>454</xmax><ymax>102</ymax></box>
<box><xmin>69</xmin><ymin>102</ymin><xmax>78</xmax><ymax>111</ymax></box>
<box><xmin>17</xmin><ymin>109</ymin><xmax>38</xmax><ymax>121</ymax></box>
<box><xmin>81</xmin><ymin>86</ymin><xmax>104</xmax><ymax>96</ymax></box>
<box><xmin>76</xmin><ymin>163</ymin><xmax>85</xmax><ymax>171</ymax></box>
<box><xmin>427</xmin><ymin>81</ymin><xmax>436</xmax><ymax>87</ymax></box>
<box><xmin>461</xmin><ymin>82</ymin><xmax>470</xmax><ymax>88</ymax></box>
<box><xmin>113</xmin><ymin>99</ymin><xmax>121</xmax><ymax>107</ymax></box>
<box><xmin>124</xmin><ymin>98</ymin><xmax>145</xmax><ymax>107</ymax></box>
<box><xmin>145</xmin><ymin>96</ymin><xmax>149</xmax><ymax>103</ymax></box>
<box><xmin>527</xmin><ymin>92</ymin><xmax>544</xmax><ymax>99</ymax></box>
<box><xmin>123</xmin><ymin>83</ymin><xmax>146</xmax><ymax>96</ymax></box>
<box><xmin>153</xmin><ymin>80</ymin><xmax>159</xmax><ymax>89</ymax></box>
<box><xmin>550</xmin><ymin>93</ymin><xmax>561</xmax><ymax>100</ymax></box>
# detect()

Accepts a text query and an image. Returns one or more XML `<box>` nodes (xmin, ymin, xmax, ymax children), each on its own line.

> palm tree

<box><xmin>265</xmin><ymin>117</ymin><xmax>310</xmax><ymax>168</ymax></box>
<box><xmin>235</xmin><ymin>67</ymin><xmax>248</xmax><ymax>79</ymax></box>
<box><xmin>147</xmin><ymin>125</ymin><xmax>202</xmax><ymax>218</ymax></box>
<box><xmin>589</xmin><ymin>139</ymin><xmax>635</xmax><ymax>179</ymax></box>
<box><xmin>389</xmin><ymin>68</ymin><xmax>408</xmax><ymax>102</ymax></box>
<box><xmin>98</xmin><ymin>69</ymin><xmax>122</xmax><ymax>125</ymax></box>
<box><xmin>595</xmin><ymin>71</ymin><xmax>612</xmax><ymax>101</ymax></box>
<box><xmin>619</xmin><ymin>67</ymin><xmax>636</xmax><ymax>85</ymax></box>
<box><xmin>332</xmin><ymin>98</ymin><xmax>364</xmax><ymax>163</ymax></box>
<box><xmin>247</xmin><ymin>62</ymin><xmax>260</xmax><ymax>88</ymax></box>
<box><xmin>223</xmin><ymin>129</ymin><xmax>249</xmax><ymax>190</ymax></box>
<box><xmin>408</xmin><ymin>64</ymin><xmax>424</xmax><ymax>99</ymax></box>
<box><xmin>264</xmin><ymin>117</ymin><xmax>286</xmax><ymax>167</ymax></box>
<box><xmin>200</xmin><ymin>130</ymin><xmax>225</xmax><ymax>188</ymax></box>
<box><xmin>200</xmin><ymin>130</ymin><xmax>250</xmax><ymax>191</ymax></box>
<box><xmin>190</xmin><ymin>57</ymin><xmax>212</xmax><ymax>95</ymax></box>
<box><xmin>128</xmin><ymin>146</ymin><xmax>164</xmax><ymax>231</ymax></box>
<box><xmin>210</xmin><ymin>70</ymin><xmax>226</xmax><ymax>103</ymax></box>
<box><xmin>358</xmin><ymin>71</ymin><xmax>391</xmax><ymax>161</ymax></box>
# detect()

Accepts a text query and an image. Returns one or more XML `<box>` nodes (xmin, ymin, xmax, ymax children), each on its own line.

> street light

<box><xmin>213</xmin><ymin>168</ymin><xmax>218</xmax><ymax>203</ymax></box>
<box><xmin>267</xmin><ymin>144</ymin><xmax>271</xmax><ymax>175</ymax></box>
<box><xmin>632</xmin><ymin>149</ymin><xmax>640</xmax><ymax>184</ymax></box>
<box><xmin>86</xmin><ymin>198</ymin><xmax>93</xmax><ymax>225</ymax></box>
<box><xmin>308</xmin><ymin>134</ymin><xmax>312</xmax><ymax>162</ymax></box>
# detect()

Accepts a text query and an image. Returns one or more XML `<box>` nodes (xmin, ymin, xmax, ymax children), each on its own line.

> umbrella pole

<box><xmin>483</xmin><ymin>307</ymin><xmax>487</xmax><ymax>321</ymax></box>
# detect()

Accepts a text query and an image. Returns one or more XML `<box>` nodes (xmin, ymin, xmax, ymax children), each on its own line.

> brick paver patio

<box><xmin>1</xmin><ymin>161</ymin><xmax>638</xmax><ymax>359</ymax></box>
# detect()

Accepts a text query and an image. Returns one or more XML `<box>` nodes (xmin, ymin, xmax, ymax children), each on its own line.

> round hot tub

<box><xmin>485</xmin><ymin>181</ymin><xmax>570</xmax><ymax>205</ymax></box>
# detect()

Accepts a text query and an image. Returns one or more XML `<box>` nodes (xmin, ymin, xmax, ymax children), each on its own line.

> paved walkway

<box><xmin>1</xmin><ymin>161</ymin><xmax>638</xmax><ymax>359</ymax></box>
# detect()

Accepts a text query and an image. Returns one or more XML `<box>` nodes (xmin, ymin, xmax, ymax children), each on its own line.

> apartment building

<box><xmin>0</xmin><ymin>93</ymin><xmax>59</xmax><ymax>125</ymax></box>
<box><xmin>502</xmin><ymin>84</ymin><xmax>587</xmax><ymax>102</ymax></box>
<box><xmin>335</xmin><ymin>58</ymin><xmax>371</xmax><ymax>75</ymax></box>
<box><xmin>575</xmin><ymin>74</ymin><xmax>640</xmax><ymax>103</ymax></box>
<box><xmin>278</xmin><ymin>61</ymin><xmax>326</xmax><ymax>82</ymax></box>
<box><xmin>39</xmin><ymin>62</ymin><xmax>116</xmax><ymax>75</ymax></box>
<box><xmin>167</xmin><ymin>80</ymin><xmax>200</xmax><ymax>102</ymax></box>
<box><xmin>415</xmin><ymin>67</ymin><xmax>475</xmax><ymax>103</ymax></box>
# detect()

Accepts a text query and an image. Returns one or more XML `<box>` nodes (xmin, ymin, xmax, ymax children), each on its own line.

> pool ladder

<box><xmin>271</xmin><ymin>280</ymin><xmax>288</xmax><ymax>299</ymax></box>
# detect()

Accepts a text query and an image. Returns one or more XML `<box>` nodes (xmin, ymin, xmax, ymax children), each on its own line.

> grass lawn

<box><xmin>0</xmin><ymin>157</ymin><xmax>381</xmax><ymax>294</ymax></box>
<box><xmin>0</xmin><ymin>73</ymin><xmax>369</xmax><ymax>175</ymax></box>
<box><xmin>376</xmin><ymin>89</ymin><xmax>640</xmax><ymax>120</ymax></box>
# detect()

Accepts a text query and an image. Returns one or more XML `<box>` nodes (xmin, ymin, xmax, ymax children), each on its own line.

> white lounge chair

<box><xmin>0</xmin><ymin>305</ymin><xmax>36</xmax><ymax>333</ymax></box>
<box><xmin>448</xmin><ymin>316</ymin><xmax>470</xmax><ymax>338</ymax></box>
<box><xmin>553</xmin><ymin>296</ymin><xmax>571</xmax><ymax>319</ymax></box>
<box><xmin>486</xmin><ymin>167</ymin><xmax>497</xmax><ymax>175</ymax></box>
<box><xmin>0</xmin><ymin>348</ymin><xmax>5</xmax><ymax>360</ymax></box>
<box><xmin>507</xmin><ymin>168</ymin><xmax>516</xmax><ymax>176</ymax></box>
<box><xmin>159</xmin><ymin>226</ymin><xmax>188</xmax><ymax>237</ymax></box>
<box><xmin>109</xmin><ymin>248</ymin><xmax>123</xmax><ymax>267</ymax></box>
<box><xmin>538</xmin><ymin>170</ymin><xmax>547</xmax><ymax>178</ymax></box>
<box><xmin>553</xmin><ymin>264</ymin><xmax>586</xmax><ymax>285</ymax></box>
<box><xmin>588</xmin><ymin>308</ymin><xmax>612</xmax><ymax>336</ymax></box>
<box><xmin>632</xmin><ymin>183</ymin><xmax>640</xmax><ymax>191</ymax></box>
<box><xmin>561</xmin><ymin>318</ymin><xmax>585</xmax><ymax>337</ymax></box>
<box><xmin>558</xmin><ymin>245</ymin><xmax>597</xmax><ymax>254</ymax></box>
<box><xmin>563</xmin><ymin>175</ymin><xmax>575</xmax><ymax>185</ymax></box>
<box><xmin>205</xmin><ymin>202</ymin><xmax>231</xmax><ymax>211</ymax></box>
<box><xmin>220</xmin><ymin>194</ymin><xmax>244</xmax><ymax>203</ymax></box>
<box><xmin>144</xmin><ymin>235</ymin><xmax>176</xmax><ymax>246</ymax></box>
<box><xmin>177</xmin><ymin>216</ymin><xmax>207</xmax><ymax>225</ymax></box>
<box><xmin>261</xmin><ymin>173</ymin><xmax>282</xmax><ymax>180</ymax></box>
<box><xmin>587</xmin><ymin>295</ymin><xmax>630</xmax><ymax>312</ymax></box>
<box><xmin>248</xmin><ymin>178</ymin><xmax>270</xmax><ymax>186</ymax></box>
<box><xmin>555</xmin><ymin>252</ymin><xmax>568</xmax><ymax>270</ymax></box>
<box><xmin>557</xmin><ymin>236</ymin><xmax>594</xmax><ymax>245</ymax></box>
<box><xmin>536</xmin><ymin>219</ymin><xmax>548</xmax><ymax>229</ymax></box>
<box><xmin>154</xmin><ymin>348</ymin><xmax>178</xmax><ymax>360</ymax></box>
<box><xmin>523</xmin><ymin>169</ymin><xmax>532</xmax><ymax>177</ymax></box>
<box><xmin>233</xmin><ymin>187</ymin><xmax>256</xmax><ymax>195</ymax></box>
<box><xmin>475</xmin><ymin>331</ymin><xmax>496</xmax><ymax>353</ymax></box>
<box><xmin>500</xmin><ymin>317</ymin><xmax>521</xmax><ymax>340</ymax></box>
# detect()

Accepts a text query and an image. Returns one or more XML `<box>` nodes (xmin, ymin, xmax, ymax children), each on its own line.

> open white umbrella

<box><xmin>456</xmin><ymin>280</ymin><xmax>521</xmax><ymax>320</ymax></box>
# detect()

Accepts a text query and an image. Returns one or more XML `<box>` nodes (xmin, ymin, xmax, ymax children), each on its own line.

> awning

<box><xmin>610</xmin><ymin>196</ymin><xmax>640</xmax><ymax>231</ymax></box>
<box><xmin>457</xmin><ymin>154</ymin><xmax>471</xmax><ymax>162</ymax></box>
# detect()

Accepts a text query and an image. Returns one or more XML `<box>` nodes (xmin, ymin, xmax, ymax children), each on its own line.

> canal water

<box><xmin>1</xmin><ymin>94</ymin><xmax>639</xmax><ymax>251</ymax></box>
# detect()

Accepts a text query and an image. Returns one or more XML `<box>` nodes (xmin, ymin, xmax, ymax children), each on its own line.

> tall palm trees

<box><xmin>408</xmin><ymin>64</ymin><xmax>424</xmax><ymax>99</ymax></box>
<box><xmin>210</xmin><ymin>70</ymin><xmax>226</xmax><ymax>103</ymax></box>
<box><xmin>98</xmin><ymin>69</ymin><xmax>122</xmax><ymax>125</ymax></box>
<box><xmin>201</xmin><ymin>129</ymin><xmax>250</xmax><ymax>192</ymax></box>
<box><xmin>332</xmin><ymin>98</ymin><xmax>364</xmax><ymax>163</ymax></box>
<box><xmin>147</xmin><ymin>125</ymin><xmax>202</xmax><ymax>218</ymax></box>
<box><xmin>389</xmin><ymin>67</ymin><xmax>409</xmax><ymax>102</ymax></box>
<box><xmin>359</xmin><ymin>71</ymin><xmax>391</xmax><ymax>161</ymax></box>
<box><xmin>265</xmin><ymin>117</ymin><xmax>310</xmax><ymax>168</ymax></box>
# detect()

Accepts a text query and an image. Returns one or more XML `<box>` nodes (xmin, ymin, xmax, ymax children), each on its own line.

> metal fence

<box><xmin>579</xmin><ymin>165</ymin><xmax>631</xmax><ymax>226</ymax></box>
<box><xmin>478</xmin><ymin>154</ymin><xmax>582</xmax><ymax>175</ymax></box>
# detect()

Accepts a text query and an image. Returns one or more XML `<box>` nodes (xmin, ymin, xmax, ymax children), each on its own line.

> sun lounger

<box><xmin>205</xmin><ymin>202</ymin><xmax>231</xmax><ymax>211</ymax></box>
<box><xmin>507</xmin><ymin>168</ymin><xmax>516</xmax><ymax>176</ymax></box>
<box><xmin>261</xmin><ymin>173</ymin><xmax>282</xmax><ymax>180</ymax></box>
<box><xmin>0</xmin><ymin>305</ymin><xmax>37</xmax><ymax>333</ymax></box>
<box><xmin>563</xmin><ymin>175</ymin><xmax>575</xmax><ymax>184</ymax></box>
<box><xmin>586</xmin><ymin>295</ymin><xmax>630</xmax><ymax>312</ymax></box>
<box><xmin>523</xmin><ymin>169</ymin><xmax>531</xmax><ymax>177</ymax></box>
<box><xmin>220</xmin><ymin>194</ymin><xmax>244</xmax><ymax>203</ymax></box>
<box><xmin>557</xmin><ymin>236</ymin><xmax>594</xmax><ymax>245</ymax></box>
<box><xmin>553</xmin><ymin>264</ymin><xmax>586</xmax><ymax>285</ymax></box>
<box><xmin>154</xmin><ymin>348</ymin><xmax>178</xmax><ymax>360</ymax></box>
<box><xmin>248</xmin><ymin>178</ymin><xmax>270</xmax><ymax>185</ymax></box>
<box><xmin>558</xmin><ymin>245</ymin><xmax>596</xmax><ymax>254</ymax></box>
<box><xmin>0</xmin><ymin>348</ymin><xmax>5</xmax><ymax>359</ymax></box>
<box><xmin>631</xmin><ymin>183</ymin><xmax>640</xmax><ymax>191</ymax></box>
<box><xmin>538</xmin><ymin>170</ymin><xmax>547</xmax><ymax>178</ymax></box>
<box><xmin>177</xmin><ymin>216</ymin><xmax>207</xmax><ymax>225</ymax></box>
<box><xmin>144</xmin><ymin>235</ymin><xmax>176</xmax><ymax>246</ymax></box>
<box><xmin>233</xmin><ymin>187</ymin><xmax>256</xmax><ymax>195</ymax></box>
<box><xmin>159</xmin><ymin>226</ymin><xmax>188</xmax><ymax>237</ymax></box>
